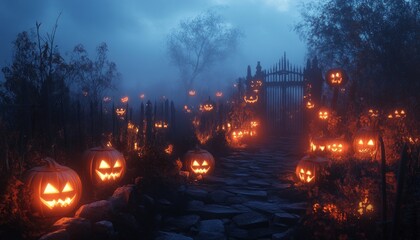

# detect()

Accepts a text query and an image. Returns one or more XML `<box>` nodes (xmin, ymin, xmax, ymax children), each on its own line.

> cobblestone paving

<box><xmin>157</xmin><ymin>137</ymin><xmax>307</xmax><ymax>240</ymax></box>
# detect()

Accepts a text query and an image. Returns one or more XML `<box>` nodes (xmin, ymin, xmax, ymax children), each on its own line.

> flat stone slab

<box><xmin>247</xmin><ymin>179</ymin><xmax>271</xmax><ymax>186</ymax></box>
<box><xmin>164</xmin><ymin>215</ymin><xmax>200</xmax><ymax>231</ymax></box>
<box><xmin>227</xmin><ymin>189</ymin><xmax>267</xmax><ymax>198</ymax></box>
<box><xmin>273</xmin><ymin>212</ymin><xmax>300</xmax><ymax>225</ymax></box>
<box><xmin>209</xmin><ymin>190</ymin><xmax>234</xmax><ymax>203</ymax></box>
<box><xmin>243</xmin><ymin>201</ymin><xmax>285</xmax><ymax>214</ymax></box>
<box><xmin>198</xmin><ymin>219</ymin><xmax>225</xmax><ymax>233</ymax></box>
<box><xmin>188</xmin><ymin>204</ymin><xmax>244</xmax><ymax>219</ymax></box>
<box><xmin>232</xmin><ymin>211</ymin><xmax>269</xmax><ymax>228</ymax></box>
<box><xmin>156</xmin><ymin>231</ymin><xmax>193</xmax><ymax>240</ymax></box>
<box><xmin>185</xmin><ymin>188</ymin><xmax>209</xmax><ymax>200</ymax></box>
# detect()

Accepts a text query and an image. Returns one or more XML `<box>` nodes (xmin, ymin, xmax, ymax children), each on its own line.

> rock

<box><xmin>188</xmin><ymin>204</ymin><xmax>243</xmax><ymax>219</ymax></box>
<box><xmin>165</xmin><ymin>215</ymin><xmax>200</xmax><ymax>231</ymax></box>
<box><xmin>93</xmin><ymin>220</ymin><xmax>115</xmax><ymax>239</ymax></box>
<box><xmin>39</xmin><ymin>229</ymin><xmax>69</xmax><ymax>240</ymax></box>
<box><xmin>227</xmin><ymin>227</ymin><xmax>248</xmax><ymax>239</ymax></box>
<box><xmin>247</xmin><ymin>179</ymin><xmax>271</xmax><ymax>186</ymax></box>
<box><xmin>227</xmin><ymin>189</ymin><xmax>267</xmax><ymax>198</ymax></box>
<box><xmin>52</xmin><ymin>217</ymin><xmax>91</xmax><ymax>240</ymax></box>
<box><xmin>198</xmin><ymin>219</ymin><xmax>224</xmax><ymax>233</ymax></box>
<box><xmin>75</xmin><ymin>200</ymin><xmax>113</xmax><ymax>222</ymax></box>
<box><xmin>272</xmin><ymin>231</ymin><xmax>288</xmax><ymax>240</ymax></box>
<box><xmin>156</xmin><ymin>231</ymin><xmax>193</xmax><ymax>240</ymax></box>
<box><xmin>209</xmin><ymin>190</ymin><xmax>234</xmax><ymax>203</ymax></box>
<box><xmin>196</xmin><ymin>219</ymin><xmax>225</xmax><ymax>240</ymax></box>
<box><xmin>134</xmin><ymin>176</ymin><xmax>143</xmax><ymax>185</ymax></box>
<box><xmin>273</xmin><ymin>212</ymin><xmax>300</xmax><ymax>225</ymax></box>
<box><xmin>185</xmin><ymin>187</ymin><xmax>208</xmax><ymax>200</ymax></box>
<box><xmin>232</xmin><ymin>211</ymin><xmax>268</xmax><ymax>228</ymax></box>
<box><xmin>243</xmin><ymin>201</ymin><xmax>284</xmax><ymax>214</ymax></box>
<box><xmin>109</xmin><ymin>185</ymin><xmax>135</xmax><ymax>210</ymax></box>
<box><xmin>112</xmin><ymin>212</ymin><xmax>141</xmax><ymax>239</ymax></box>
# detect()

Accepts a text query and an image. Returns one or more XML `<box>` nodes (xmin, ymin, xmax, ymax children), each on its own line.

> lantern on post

<box><xmin>325</xmin><ymin>68</ymin><xmax>348</xmax><ymax>110</ymax></box>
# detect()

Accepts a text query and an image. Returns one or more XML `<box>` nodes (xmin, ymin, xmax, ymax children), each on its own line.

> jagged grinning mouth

<box><xmin>192</xmin><ymin>168</ymin><xmax>210</xmax><ymax>174</ymax></box>
<box><xmin>95</xmin><ymin>170</ymin><xmax>122</xmax><ymax>181</ymax></box>
<box><xmin>40</xmin><ymin>195</ymin><xmax>77</xmax><ymax>209</ymax></box>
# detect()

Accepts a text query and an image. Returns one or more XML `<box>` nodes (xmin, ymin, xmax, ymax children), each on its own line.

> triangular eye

<box><xmin>202</xmin><ymin>161</ymin><xmax>208</xmax><ymax>166</ymax></box>
<box><xmin>338</xmin><ymin>144</ymin><xmax>343</xmax><ymax>147</ymax></box>
<box><xmin>99</xmin><ymin>160</ymin><xmax>111</xmax><ymax>169</ymax></box>
<box><xmin>306</xmin><ymin>171</ymin><xmax>312</xmax><ymax>175</ymax></box>
<box><xmin>62</xmin><ymin>182</ymin><xmax>74</xmax><ymax>192</ymax></box>
<box><xmin>43</xmin><ymin>183</ymin><xmax>59</xmax><ymax>194</ymax></box>
<box><xmin>114</xmin><ymin>160</ymin><xmax>122</xmax><ymax>168</ymax></box>
<box><xmin>300</xmin><ymin>169</ymin><xmax>305</xmax><ymax>173</ymax></box>
<box><xmin>192</xmin><ymin>160</ymin><xmax>200</xmax><ymax>166</ymax></box>
<box><xmin>367</xmin><ymin>139</ymin><xmax>374</xmax><ymax>146</ymax></box>
<box><xmin>358</xmin><ymin>139</ymin><xmax>364</xmax><ymax>145</ymax></box>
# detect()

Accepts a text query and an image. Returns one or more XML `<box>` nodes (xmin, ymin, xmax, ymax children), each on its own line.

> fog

<box><xmin>0</xmin><ymin>0</ymin><xmax>307</xmax><ymax>104</ymax></box>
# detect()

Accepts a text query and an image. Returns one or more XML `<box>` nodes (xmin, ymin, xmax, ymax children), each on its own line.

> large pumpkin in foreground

<box><xmin>295</xmin><ymin>155</ymin><xmax>330</xmax><ymax>184</ymax></box>
<box><xmin>25</xmin><ymin>158</ymin><xmax>82</xmax><ymax>217</ymax></box>
<box><xmin>184</xmin><ymin>148</ymin><xmax>215</xmax><ymax>176</ymax></box>
<box><xmin>83</xmin><ymin>146</ymin><xmax>126</xmax><ymax>186</ymax></box>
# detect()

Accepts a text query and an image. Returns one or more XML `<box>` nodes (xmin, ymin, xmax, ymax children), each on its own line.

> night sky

<box><xmin>0</xmin><ymin>0</ymin><xmax>307</xmax><ymax>99</ymax></box>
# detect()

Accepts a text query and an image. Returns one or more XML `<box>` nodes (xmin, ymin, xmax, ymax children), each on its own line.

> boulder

<box><xmin>75</xmin><ymin>200</ymin><xmax>113</xmax><ymax>222</ymax></box>
<box><xmin>109</xmin><ymin>185</ymin><xmax>136</xmax><ymax>210</ymax></box>
<box><xmin>52</xmin><ymin>217</ymin><xmax>91</xmax><ymax>240</ymax></box>
<box><xmin>93</xmin><ymin>220</ymin><xmax>116</xmax><ymax>239</ymax></box>
<box><xmin>39</xmin><ymin>229</ymin><xmax>69</xmax><ymax>240</ymax></box>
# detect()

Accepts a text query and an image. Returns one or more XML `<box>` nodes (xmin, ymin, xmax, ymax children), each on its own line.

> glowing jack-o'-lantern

<box><xmin>353</xmin><ymin>128</ymin><xmax>379</xmax><ymax>158</ymax></box>
<box><xmin>215</xmin><ymin>91</ymin><xmax>223</xmax><ymax>97</ymax></box>
<box><xmin>326</xmin><ymin>68</ymin><xmax>347</xmax><ymax>87</ymax></box>
<box><xmin>310</xmin><ymin>137</ymin><xmax>348</xmax><ymax>157</ymax></box>
<box><xmin>25</xmin><ymin>158</ymin><xmax>82</xmax><ymax>217</ymax></box>
<box><xmin>244</xmin><ymin>94</ymin><xmax>259</xmax><ymax>104</ymax></box>
<box><xmin>306</xmin><ymin>100</ymin><xmax>315</xmax><ymax>109</ymax></box>
<box><xmin>184</xmin><ymin>148</ymin><xmax>215</xmax><ymax>176</ymax></box>
<box><xmin>83</xmin><ymin>145</ymin><xmax>126</xmax><ymax>186</ymax></box>
<box><xmin>387</xmin><ymin>109</ymin><xmax>406</xmax><ymax>119</ymax></box>
<box><xmin>188</xmin><ymin>90</ymin><xmax>196</xmax><ymax>96</ymax></box>
<box><xmin>295</xmin><ymin>155</ymin><xmax>329</xmax><ymax>184</ymax></box>
<box><xmin>318</xmin><ymin>109</ymin><xmax>329</xmax><ymax>120</ymax></box>
<box><xmin>368</xmin><ymin>108</ymin><xmax>379</xmax><ymax>118</ymax></box>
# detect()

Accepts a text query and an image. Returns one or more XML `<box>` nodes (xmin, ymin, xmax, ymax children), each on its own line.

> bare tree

<box><xmin>167</xmin><ymin>9</ymin><xmax>241</xmax><ymax>93</ymax></box>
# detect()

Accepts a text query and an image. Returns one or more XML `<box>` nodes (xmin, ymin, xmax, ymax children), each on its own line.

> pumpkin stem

<box><xmin>43</xmin><ymin>157</ymin><xmax>62</xmax><ymax>169</ymax></box>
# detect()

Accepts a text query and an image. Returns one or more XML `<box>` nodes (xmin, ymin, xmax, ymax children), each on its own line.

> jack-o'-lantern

<box><xmin>368</xmin><ymin>108</ymin><xmax>379</xmax><ymax>118</ymax></box>
<box><xmin>310</xmin><ymin>137</ymin><xmax>348</xmax><ymax>157</ymax></box>
<box><xmin>244</xmin><ymin>94</ymin><xmax>258</xmax><ymax>104</ymax></box>
<box><xmin>154</xmin><ymin>121</ymin><xmax>169</xmax><ymax>128</ymax></box>
<box><xmin>318</xmin><ymin>109</ymin><xmax>329</xmax><ymax>120</ymax></box>
<box><xmin>215</xmin><ymin>91</ymin><xmax>223</xmax><ymax>97</ymax></box>
<box><xmin>83</xmin><ymin>145</ymin><xmax>126</xmax><ymax>186</ymax></box>
<box><xmin>325</xmin><ymin>68</ymin><xmax>347</xmax><ymax>87</ymax></box>
<box><xmin>387</xmin><ymin>109</ymin><xmax>406</xmax><ymax>119</ymax></box>
<box><xmin>188</xmin><ymin>90</ymin><xmax>196</xmax><ymax>96</ymax></box>
<box><xmin>184</xmin><ymin>148</ymin><xmax>215</xmax><ymax>176</ymax></box>
<box><xmin>306</xmin><ymin>100</ymin><xmax>315</xmax><ymax>109</ymax></box>
<box><xmin>353</xmin><ymin>128</ymin><xmax>379</xmax><ymax>159</ymax></box>
<box><xmin>295</xmin><ymin>155</ymin><xmax>329</xmax><ymax>184</ymax></box>
<box><xmin>25</xmin><ymin>158</ymin><xmax>82</xmax><ymax>217</ymax></box>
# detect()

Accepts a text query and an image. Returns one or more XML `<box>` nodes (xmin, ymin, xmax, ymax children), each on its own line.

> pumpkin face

<box><xmin>353</xmin><ymin>128</ymin><xmax>378</xmax><ymax>158</ymax></box>
<box><xmin>244</xmin><ymin>94</ymin><xmax>259</xmax><ymax>104</ymax></box>
<box><xmin>387</xmin><ymin>109</ymin><xmax>406</xmax><ymax>119</ymax></box>
<box><xmin>306</xmin><ymin>100</ymin><xmax>315</xmax><ymax>109</ymax></box>
<box><xmin>326</xmin><ymin>68</ymin><xmax>347</xmax><ymax>87</ymax></box>
<box><xmin>310</xmin><ymin>137</ymin><xmax>348</xmax><ymax>157</ymax></box>
<box><xmin>318</xmin><ymin>109</ymin><xmax>329</xmax><ymax>120</ymax></box>
<box><xmin>368</xmin><ymin>109</ymin><xmax>379</xmax><ymax>118</ymax></box>
<box><xmin>188</xmin><ymin>90</ymin><xmax>196</xmax><ymax>96</ymax></box>
<box><xmin>25</xmin><ymin>158</ymin><xmax>82</xmax><ymax>217</ymax></box>
<box><xmin>84</xmin><ymin>146</ymin><xmax>126</xmax><ymax>186</ymax></box>
<box><xmin>295</xmin><ymin>155</ymin><xmax>329</xmax><ymax>184</ymax></box>
<box><xmin>215</xmin><ymin>91</ymin><xmax>223</xmax><ymax>97</ymax></box>
<box><xmin>184</xmin><ymin>148</ymin><xmax>215</xmax><ymax>176</ymax></box>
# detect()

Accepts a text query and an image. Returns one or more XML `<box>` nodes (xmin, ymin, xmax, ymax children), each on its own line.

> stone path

<box><xmin>157</xmin><ymin>137</ymin><xmax>307</xmax><ymax>240</ymax></box>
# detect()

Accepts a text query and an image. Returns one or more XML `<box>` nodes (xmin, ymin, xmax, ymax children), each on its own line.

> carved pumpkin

<box><xmin>387</xmin><ymin>109</ymin><xmax>406</xmax><ymax>119</ymax></box>
<box><xmin>353</xmin><ymin>128</ymin><xmax>379</xmax><ymax>159</ymax></box>
<box><xmin>244</xmin><ymin>94</ymin><xmax>259</xmax><ymax>104</ymax></box>
<box><xmin>184</xmin><ymin>148</ymin><xmax>215</xmax><ymax>176</ymax></box>
<box><xmin>84</xmin><ymin>145</ymin><xmax>126</xmax><ymax>186</ymax></box>
<box><xmin>215</xmin><ymin>91</ymin><xmax>223</xmax><ymax>97</ymax></box>
<box><xmin>188</xmin><ymin>90</ymin><xmax>196</xmax><ymax>96</ymax></box>
<box><xmin>295</xmin><ymin>155</ymin><xmax>329</xmax><ymax>184</ymax></box>
<box><xmin>25</xmin><ymin>158</ymin><xmax>82</xmax><ymax>217</ymax></box>
<box><xmin>310</xmin><ymin>137</ymin><xmax>348</xmax><ymax>157</ymax></box>
<box><xmin>318</xmin><ymin>109</ymin><xmax>329</xmax><ymax>120</ymax></box>
<box><xmin>325</xmin><ymin>68</ymin><xmax>347</xmax><ymax>87</ymax></box>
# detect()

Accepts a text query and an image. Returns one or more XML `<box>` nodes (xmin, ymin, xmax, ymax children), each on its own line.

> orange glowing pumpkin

<box><xmin>325</xmin><ymin>68</ymin><xmax>347</xmax><ymax>87</ymax></box>
<box><xmin>318</xmin><ymin>109</ymin><xmax>329</xmax><ymax>120</ymax></box>
<box><xmin>310</xmin><ymin>137</ymin><xmax>348</xmax><ymax>157</ymax></box>
<box><xmin>25</xmin><ymin>158</ymin><xmax>82</xmax><ymax>217</ymax></box>
<box><xmin>353</xmin><ymin>128</ymin><xmax>379</xmax><ymax>159</ymax></box>
<box><xmin>83</xmin><ymin>145</ymin><xmax>126</xmax><ymax>186</ymax></box>
<box><xmin>244</xmin><ymin>94</ymin><xmax>259</xmax><ymax>104</ymax></box>
<box><xmin>295</xmin><ymin>155</ymin><xmax>329</xmax><ymax>184</ymax></box>
<box><xmin>184</xmin><ymin>148</ymin><xmax>215</xmax><ymax>176</ymax></box>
